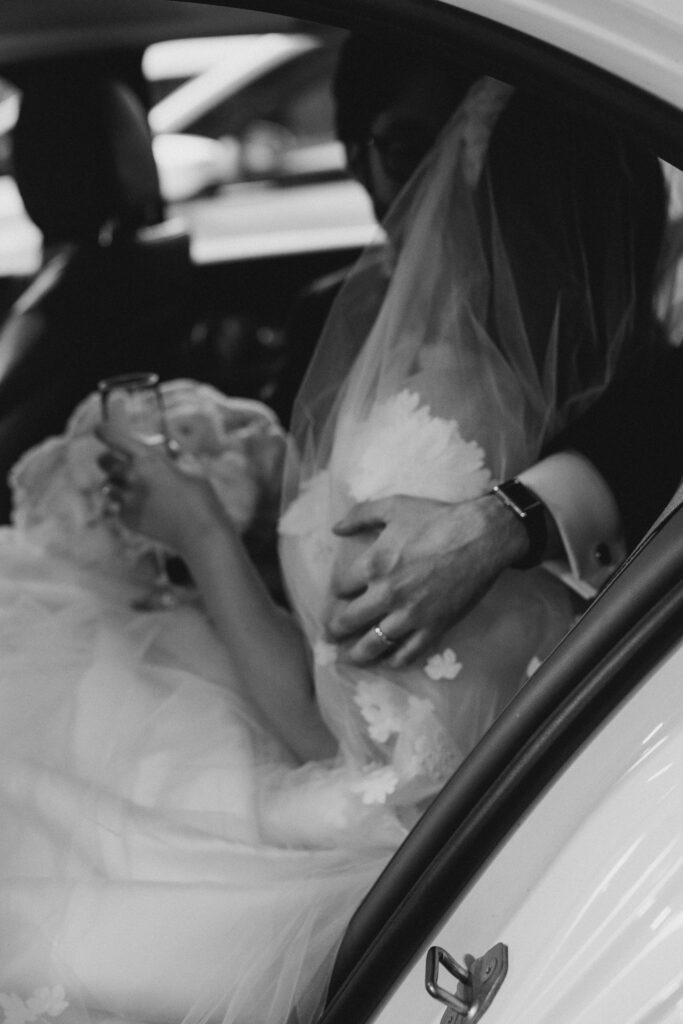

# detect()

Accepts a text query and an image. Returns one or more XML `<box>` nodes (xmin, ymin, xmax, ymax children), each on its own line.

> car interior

<box><xmin>0</xmin><ymin>67</ymin><xmax>196</xmax><ymax>520</ymax></box>
<box><xmin>0</xmin><ymin>11</ymin><xmax>361</xmax><ymax>522</ymax></box>
<box><xmin>0</xmin><ymin>2</ymin><xmax>682</xmax><ymax>1021</ymax></box>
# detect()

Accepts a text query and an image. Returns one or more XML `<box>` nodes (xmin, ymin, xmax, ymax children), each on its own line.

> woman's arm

<box><xmin>182</xmin><ymin>509</ymin><xmax>336</xmax><ymax>763</ymax></box>
<box><xmin>98</xmin><ymin>426</ymin><xmax>336</xmax><ymax>763</ymax></box>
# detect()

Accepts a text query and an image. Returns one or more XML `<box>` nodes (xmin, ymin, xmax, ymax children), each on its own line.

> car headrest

<box><xmin>11</xmin><ymin>72</ymin><xmax>162</xmax><ymax>244</ymax></box>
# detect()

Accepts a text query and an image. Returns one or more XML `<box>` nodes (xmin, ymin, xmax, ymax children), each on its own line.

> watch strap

<box><xmin>491</xmin><ymin>478</ymin><xmax>548</xmax><ymax>569</ymax></box>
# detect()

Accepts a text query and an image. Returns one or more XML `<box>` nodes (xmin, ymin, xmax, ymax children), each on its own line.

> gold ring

<box><xmin>374</xmin><ymin>624</ymin><xmax>396</xmax><ymax>647</ymax></box>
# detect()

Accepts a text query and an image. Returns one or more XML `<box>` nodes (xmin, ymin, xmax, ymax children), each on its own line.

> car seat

<box><xmin>0</xmin><ymin>67</ymin><xmax>194</xmax><ymax>522</ymax></box>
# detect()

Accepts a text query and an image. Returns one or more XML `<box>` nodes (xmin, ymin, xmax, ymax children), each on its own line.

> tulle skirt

<box><xmin>0</xmin><ymin>532</ymin><xmax>394</xmax><ymax>1024</ymax></box>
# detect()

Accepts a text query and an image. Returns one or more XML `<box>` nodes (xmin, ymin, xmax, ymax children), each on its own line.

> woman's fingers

<box><xmin>98</xmin><ymin>449</ymin><xmax>132</xmax><ymax>485</ymax></box>
<box><xmin>95</xmin><ymin>421</ymin><xmax>154</xmax><ymax>460</ymax></box>
<box><xmin>100</xmin><ymin>480</ymin><xmax>127</xmax><ymax>518</ymax></box>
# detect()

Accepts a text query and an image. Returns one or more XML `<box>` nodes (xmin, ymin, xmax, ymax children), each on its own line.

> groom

<box><xmin>277</xmin><ymin>34</ymin><xmax>683</xmax><ymax>666</ymax></box>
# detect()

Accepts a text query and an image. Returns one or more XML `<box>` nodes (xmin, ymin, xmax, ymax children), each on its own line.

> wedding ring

<box><xmin>374</xmin><ymin>624</ymin><xmax>396</xmax><ymax>648</ymax></box>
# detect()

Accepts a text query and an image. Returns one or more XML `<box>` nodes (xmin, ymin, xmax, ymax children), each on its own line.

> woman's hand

<box><xmin>96</xmin><ymin>423</ymin><xmax>227</xmax><ymax>557</ymax></box>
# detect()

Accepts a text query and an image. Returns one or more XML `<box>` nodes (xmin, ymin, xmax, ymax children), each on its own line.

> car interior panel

<box><xmin>0</xmin><ymin>66</ymin><xmax>195</xmax><ymax>520</ymax></box>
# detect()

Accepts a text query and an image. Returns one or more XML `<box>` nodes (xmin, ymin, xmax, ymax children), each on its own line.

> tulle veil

<box><xmin>283</xmin><ymin>77</ymin><xmax>667</xmax><ymax>521</ymax></box>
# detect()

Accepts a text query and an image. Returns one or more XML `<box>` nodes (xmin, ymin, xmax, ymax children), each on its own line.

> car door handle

<box><xmin>425</xmin><ymin>942</ymin><xmax>508</xmax><ymax>1023</ymax></box>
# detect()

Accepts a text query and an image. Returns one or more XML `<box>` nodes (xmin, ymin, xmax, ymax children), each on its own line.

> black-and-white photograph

<box><xmin>0</xmin><ymin>1</ymin><xmax>681</xmax><ymax>1022</ymax></box>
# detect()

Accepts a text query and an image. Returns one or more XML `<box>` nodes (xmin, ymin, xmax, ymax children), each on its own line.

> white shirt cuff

<box><xmin>519</xmin><ymin>452</ymin><xmax>625</xmax><ymax>599</ymax></box>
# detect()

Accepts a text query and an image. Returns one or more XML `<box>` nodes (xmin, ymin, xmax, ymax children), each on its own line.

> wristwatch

<box><xmin>490</xmin><ymin>478</ymin><xmax>548</xmax><ymax>569</ymax></box>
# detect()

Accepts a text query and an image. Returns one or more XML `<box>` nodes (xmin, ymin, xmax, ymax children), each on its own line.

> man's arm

<box><xmin>326</xmin><ymin>491</ymin><xmax>532</xmax><ymax>667</ymax></box>
<box><xmin>548</xmin><ymin>341</ymin><xmax>683</xmax><ymax>549</ymax></box>
<box><xmin>327</xmin><ymin>342</ymin><xmax>683</xmax><ymax>666</ymax></box>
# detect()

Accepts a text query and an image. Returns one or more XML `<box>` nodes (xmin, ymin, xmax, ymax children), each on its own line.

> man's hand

<box><xmin>326</xmin><ymin>493</ymin><xmax>529</xmax><ymax>666</ymax></box>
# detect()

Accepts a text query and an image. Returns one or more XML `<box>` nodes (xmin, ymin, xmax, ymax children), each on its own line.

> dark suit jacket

<box><xmin>273</xmin><ymin>271</ymin><xmax>683</xmax><ymax>550</ymax></box>
<box><xmin>552</xmin><ymin>340</ymin><xmax>683</xmax><ymax>548</ymax></box>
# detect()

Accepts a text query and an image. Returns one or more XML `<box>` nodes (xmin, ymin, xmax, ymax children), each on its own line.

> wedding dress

<box><xmin>0</xmin><ymin>79</ymin><xmax>666</xmax><ymax>1024</ymax></box>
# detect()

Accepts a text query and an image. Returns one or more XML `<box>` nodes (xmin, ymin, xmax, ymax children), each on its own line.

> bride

<box><xmin>0</xmin><ymin>77</ymin><xmax>667</xmax><ymax>1023</ymax></box>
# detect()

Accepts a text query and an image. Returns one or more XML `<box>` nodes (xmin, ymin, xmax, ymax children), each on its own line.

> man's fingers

<box><xmin>336</xmin><ymin>608</ymin><xmax>412</xmax><ymax>665</ymax></box>
<box><xmin>332</xmin><ymin>499</ymin><xmax>389</xmax><ymax>537</ymax></box>
<box><xmin>329</xmin><ymin>544</ymin><xmax>375</xmax><ymax>598</ymax></box>
<box><xmin>387</xmin><ymin>629</ymin><xmax>434</xmax><ymax>668</ymax></box>
<box><xmin>345</xmin><ymin>616</ymin><xmax>412</xmax><ymax>665</ymax></box>
<box><xmin>327</xmin><ymin>583</ymin><xmax>387</xmax><ymax>640</ymax></box>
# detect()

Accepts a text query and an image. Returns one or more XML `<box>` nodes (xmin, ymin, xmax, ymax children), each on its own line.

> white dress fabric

<box><xmin>0</xmin><ymin>78</ymin><xmax>665</xmax><ymax>1023</ymax></box>
<box><xmin>0</xmin><ymin>535</ymin><xmax>392</xmax><ymax>1024</ymax></box>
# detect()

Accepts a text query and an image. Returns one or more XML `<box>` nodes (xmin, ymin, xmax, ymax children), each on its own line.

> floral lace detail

<box><xmin>425</xmin><ymin>648</ymin><xmax>463</xmax><ymax>681</ymax></box>
<box><xmin>0</xmin><ymin>987</ymin><xmax>68</xmax><ymax>1024</ymax></box>
<box><xmin>398</xmin><ymin>729</ymin><xmax>460</xmax><ymax>783</ymax></box>
<box><xmin>345</xmin><ymin>390</ymin><xmax>491</xmax><ymax>505</ymax></box>
<box><xmin>351</xmin><ymin>766</ymin><xmax>399</xmax><ymax>805</ymax></box>
<box><xmin>354</xmin><ymin>680</ymin><xmax>406</xmax><ymax>743</ymax></box>
<box><xmin>354</xmin><ymin>680</ymin><xmax>458</xmax><ymax>789</ymax></box>
<box><xmin>395</xmin><ymin>695</ymin><xmax>460</xmax><ymax>783</ymax></box>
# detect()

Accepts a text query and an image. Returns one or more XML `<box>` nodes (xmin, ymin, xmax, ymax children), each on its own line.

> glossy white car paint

<box><xmin>374</xmin><ymin>633</ymin><xmax>683</xmax><ymax>1023</ymax></box>
<box><xmin>437</xmin><ymin>0</ymin><xmax>683</xmax><ymax>106</ymax></box>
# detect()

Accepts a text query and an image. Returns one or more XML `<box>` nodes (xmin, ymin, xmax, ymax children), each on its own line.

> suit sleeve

<box><xmin>546</xmin><ymin>341</ymin><xmax>683</xmax><ymax>550</ymax></box>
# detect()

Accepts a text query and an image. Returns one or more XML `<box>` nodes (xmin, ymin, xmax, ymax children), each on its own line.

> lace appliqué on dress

<box><xmin>0</xmin><ymin>987</ymin><xmax>69</xmax><ymax>1024</ymax></box>
<box><xmin>281</xmin><ymin>389</ymin><xmax>492</xmax><ymax>542</ymax></box>
<box><xmin>425</xmin><ymin>648</ymin><xmax>463</xmax><ymax>681</ymax></box>
<box><xmin>350</xmin><ymin>766</ymin><xmax>399</xmax><ymax>806</ymax></box>
<box><xmin>346</xmin><ymin>390</ymin><xmax>491</xmax><ymax>505</ymax></box>
<box><xmin>354</xmin><ymin>680</ymin><xmax>459</xmax><ymax>789</ymax></box>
